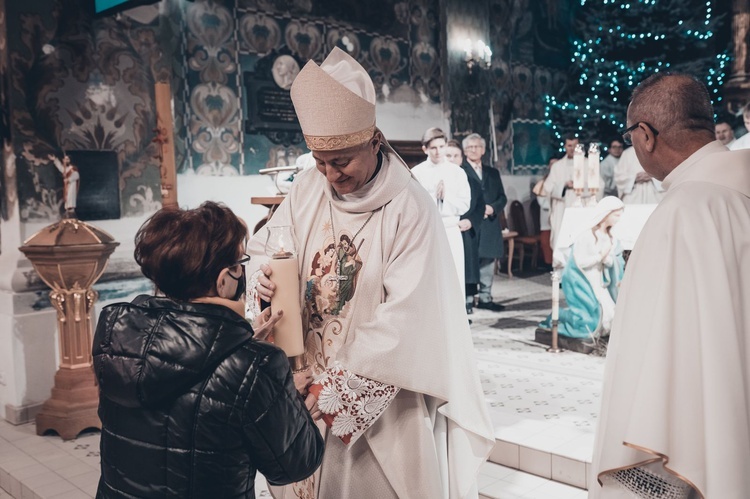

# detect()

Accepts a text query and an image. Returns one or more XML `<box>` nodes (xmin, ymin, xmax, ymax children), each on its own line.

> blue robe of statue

<box><xmin>541</xmin><ymin>239</ymin><xmax>625</xmax><ymax>339</ymax></box>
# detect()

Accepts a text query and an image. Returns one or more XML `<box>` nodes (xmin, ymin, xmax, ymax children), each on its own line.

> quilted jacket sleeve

<box><xmin>241</xmin><ymin>347</ymin><xmax>324</xmax><ymax>485</ymax></box>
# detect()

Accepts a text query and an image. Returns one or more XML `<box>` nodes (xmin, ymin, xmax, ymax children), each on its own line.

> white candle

<box><xmin>588</xmin><ymin>143</ymin><xmax>600</xmax><ymax>190</ymax></box>
<box><xmin>573</xmin><ymin>144</ymin><xmax>585</xmax><ymax>190</ymax></box>
<box><xmin>551</xmin><ymin>271</ymin><xmax>560</xmax><ymax>321</ymax></box>
<box><xmin>269</xmin><ymin>253</ymin><xmax>305</xmax><ymax>357</ymax></box>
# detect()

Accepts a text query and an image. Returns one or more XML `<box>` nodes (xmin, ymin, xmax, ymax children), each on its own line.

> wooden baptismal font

<box><xmin>19</xmin><ymin>218</ymin><xmax>118</xmax><ymax>439</ymax></box>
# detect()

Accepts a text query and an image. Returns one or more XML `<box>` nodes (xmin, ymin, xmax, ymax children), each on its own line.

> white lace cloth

<box><xmin>313</xmin><ymin>363</ymin><xmax>399</xmax><ymax>445</ymax></box>
<box><xmin>601</xmin><ymin>465</ymin><xmax>694</xmax><ymax>499</ymax></box>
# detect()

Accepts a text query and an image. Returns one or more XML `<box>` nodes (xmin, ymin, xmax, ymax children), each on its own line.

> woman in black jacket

<box><xmin>93</xmin><ymin>201</ymin><xmax>324</xmax><ymax>498</ymax></box>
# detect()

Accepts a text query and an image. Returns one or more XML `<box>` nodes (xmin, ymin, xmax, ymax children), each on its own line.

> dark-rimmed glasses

<box><xmin>231</xmin><ymin>254</ymin><xmax>251</xmax><ymax>269</ymax></box>
<box><xmin>622</xmin><ymin>122</ymin><xmax>659</xmax><ymax>146</ymax></box>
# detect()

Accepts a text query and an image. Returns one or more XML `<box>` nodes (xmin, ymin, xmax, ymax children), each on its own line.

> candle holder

<box><xmin>265</xmin><ymin>226</ymin><xmax>308</xmax><ymax>370</ymax></box>
<box><xmin>548</xmin><ymin>270</ymin><xmax>562</xmax><ymax>353</ymax></box>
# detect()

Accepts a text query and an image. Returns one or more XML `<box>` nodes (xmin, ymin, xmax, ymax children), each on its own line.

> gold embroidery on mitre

<box><xmin>304</xmin><ymin>125</ymin><xmax>376</xmax><ymax>151</ymax></box>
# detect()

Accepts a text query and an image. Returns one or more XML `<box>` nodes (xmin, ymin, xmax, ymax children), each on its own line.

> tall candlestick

<box><xmin>265</xmin><ymin>226</ymin><xmax>305</xmax><ymax>358</ymax></box>
<box><xmin>549</xmin><ymin>270</ymin><xmax>561</xmax><ymax>353</ymax></box>
<box><xmin>551</xmin><ymin>270</ymin><xmax>560</xmax><ymax>321</ymax></box>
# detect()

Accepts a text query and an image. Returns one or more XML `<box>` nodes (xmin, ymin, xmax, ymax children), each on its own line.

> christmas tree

<box><xmin>545</xmin><ymin>0</ymin><xmax>730</xmax><ymax>148</ymax></box>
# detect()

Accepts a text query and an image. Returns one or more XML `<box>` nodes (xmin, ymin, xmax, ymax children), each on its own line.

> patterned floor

<box><xmin>0</xmin><ymin>268</ymin><xmax>603</xmax><ymax>498</ymax></box>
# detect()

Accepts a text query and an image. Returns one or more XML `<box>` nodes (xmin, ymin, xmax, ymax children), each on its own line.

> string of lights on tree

<box><xmin>544</xmin><ymin>0</ymin><xmax>730</xmax><ymax>151</ymax></box>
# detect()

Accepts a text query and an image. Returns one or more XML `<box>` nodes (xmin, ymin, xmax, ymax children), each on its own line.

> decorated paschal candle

<box><xmin>265</xmin><ymin>226</ymin><xmax>305</xmax><ymax>361</ymax></box>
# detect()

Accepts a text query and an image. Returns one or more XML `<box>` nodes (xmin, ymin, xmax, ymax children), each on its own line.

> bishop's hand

<box><xmin>256</xmin><ymin>263</ymin><xmax>276</xmax><ymax>302</ymax></box>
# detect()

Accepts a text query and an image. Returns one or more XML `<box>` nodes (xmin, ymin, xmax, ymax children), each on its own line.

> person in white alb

<box><xmin>249</xmin><ymin>47</ymin><xmax>494</xmax><ymax>499</ymax></box>
<box><xmin>542</xmin><ymin>134</ymin><xmax>579</xmax><ymax>250</ymax></box>
<box><xmin>592</xmin><ymin>73</ymin><xmax>750</xmax><ymax>499</ymax></box>
<box><xmin>412</xmin><ymin>127</ymin><xmax>472</xmax><ymax>293</ymax></box>
<box><xmin>613</xmin><ymin>145</ymin><xmax>665</xmax><ymax>204</ymax></box>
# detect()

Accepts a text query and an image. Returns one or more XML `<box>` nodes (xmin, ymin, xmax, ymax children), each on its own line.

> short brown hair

<box><xmin>134</xmin><ymin>201</ymin><xmax>247</xmax><ymax>301</ymax></box>
<box><xmin>446</xmin><ymin>139</ymin><xmax>462</xmax><ymax>149</ymax></box>
<box><xmin>421</xmin><ymin>127</ymin><xmax>446</xmax><ymax>146</ymax></box>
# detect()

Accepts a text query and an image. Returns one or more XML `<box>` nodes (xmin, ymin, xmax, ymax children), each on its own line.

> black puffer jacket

<box><xmin>92</xmin><ymin>295</ymin><xmax>324</xmax><ymax>498</ymax></box>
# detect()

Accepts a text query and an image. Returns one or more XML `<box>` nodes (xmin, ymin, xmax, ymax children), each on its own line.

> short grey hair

<box><xmin>462</xmin><ymin>133</ymin><xmax>486</xmax><ymax>150</ymax></box>
<box><xmin>628</xmin><ymin>73</ymin><xmax>714</xmax><ymax>140</ymax></box>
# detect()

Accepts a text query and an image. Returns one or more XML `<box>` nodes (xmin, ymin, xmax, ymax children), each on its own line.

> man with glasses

<box><xmin>614</xmin><ymin>128</ymin><xmax>664</xmax><ymax>204</ymax></box>
<box><xmin>593</xmin><ymin>73</ymin><xmax>750</xmax><ymax>498</ymax></box>
<box><xmin>249</xmin><ymin>48</ymin><xmax>494</xmax><ymax>499</ymax></box>
<box><xmin>462</xmin><ymin>132</ymin><xmax>507</xmax><ymax>312</ymax></box>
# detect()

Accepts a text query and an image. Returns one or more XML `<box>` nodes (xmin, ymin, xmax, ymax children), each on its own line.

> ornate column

<box><xmin>19</xmin><ymin>218</ymin><xmax>118</xmax><ymax>440</ymax></box>
<box><xmin>724</xmin><ymin>0</ymin><xmax>750</xmax><ymax>113</ymax></box>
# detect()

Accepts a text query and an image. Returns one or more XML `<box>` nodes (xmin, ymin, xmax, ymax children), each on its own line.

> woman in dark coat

<box><xmin>93</xmin><ymin>201</ymin><xmax>324</xmax><ymax>498</ymax></box>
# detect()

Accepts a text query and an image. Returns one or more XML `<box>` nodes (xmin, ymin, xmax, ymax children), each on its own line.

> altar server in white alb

<box><xmin>592</xmin><ymin>73</ymin><xmax>750</xmax><ymax>499</ymax></box>
<box><xmin>543</xmin><ymin>134</ymin><xmax>579</xmax><ymax>249</ymax></box>
<box><xmin>249</xmin><ymin>47</ymin><xmax>494</xmax><ymax>499</ymax></box>
<box><xmin>412</xmin><ymin>127</ymin><xmax>472</xmax><ymax>292</ymax></box>
<box><xmin>613</xmin><ymin>145</ymin><xmax>665</xmax><ymax>204</ymax></box>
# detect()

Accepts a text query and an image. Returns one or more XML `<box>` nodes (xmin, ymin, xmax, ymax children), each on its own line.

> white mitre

<box><xmin>290</xmin><ymin>47</ymin><xmax>376</xmax><ymax>151</ymax></box>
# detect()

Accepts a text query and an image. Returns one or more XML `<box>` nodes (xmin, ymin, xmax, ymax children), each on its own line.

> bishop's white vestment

<box><xmin>592</xmin><ymin>141</ymin><xmax>750</xmax><ymax>498</ymax></box>
<box><xmin>411</xmin><ymin>158</ymin><xmax>471</xmax><ymax>292</ymax></box>
<box><xmin>247</xmin><ymin>147</ymin><xmax>494</xmax><ymax>499</ymax></box>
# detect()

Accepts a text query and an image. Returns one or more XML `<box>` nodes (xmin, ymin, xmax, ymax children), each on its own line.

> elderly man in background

<box><xmin>249</xmin><ymin>47</ymin><xmax>494</xmax><ymax>499</ymax></box>
<box><xmin>462</xmin><ymin>133</ymin><xmax>507</xmax><ymax>311</ymax></box>
<box><xmin>729</xmin><ymin>102</ymin><xmax>750</xmax><ymax>150</ymax></box>
<box><xmin>593</xmin><ymin>73</ymin><xmax>750</xmax><ymax>498</ymax></box>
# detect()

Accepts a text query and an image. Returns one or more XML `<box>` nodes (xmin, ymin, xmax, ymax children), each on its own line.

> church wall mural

<box><xmin>5</xmin><ymin>0</ymin><xmax>574</xmax><ymax>223</ymax></box>
<box><xmin>489</xmin><ymin>0</ymin><xmax>573</xmax><ymax>175</ymax></box>
<box><xmin>5</xmin><ymin>0</ymin><xmax>186</xmax><ymax>223</ymax></box>
<box><xmin>182</xmin><ymin>0</ymin><xmax>442</xmax><ymax>176</ymax></box>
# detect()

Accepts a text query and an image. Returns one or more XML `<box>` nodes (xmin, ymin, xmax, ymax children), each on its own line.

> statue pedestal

<box><xmin>19</xmin><ymin>218</ymin><xmax>118</xmax><ymax>440</ymax></box>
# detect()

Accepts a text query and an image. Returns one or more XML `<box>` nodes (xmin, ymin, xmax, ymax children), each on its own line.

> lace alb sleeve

<box><xmin>309</xmin><ymin>363</ymin><xmax>399</xmax><ymax>445</ymax></box>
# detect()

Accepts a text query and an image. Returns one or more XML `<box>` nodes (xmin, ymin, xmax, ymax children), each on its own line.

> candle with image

<box><xmin>265</xmin><ymin>226</ymin><xmax>305</xmax><ymax>359</ymax></box>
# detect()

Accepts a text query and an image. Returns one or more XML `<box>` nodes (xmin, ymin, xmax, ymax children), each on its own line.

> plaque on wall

<box><xmin>244</xmin><ymin>51</ymin><xmax>305</xmax><ymax>147</ymax></box>
<box><xmin>65</xmin><ymin>150</ymin><xmax>121</xmax><ymax>221</ymax></box>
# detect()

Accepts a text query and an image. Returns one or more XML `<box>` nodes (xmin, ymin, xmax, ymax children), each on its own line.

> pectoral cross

<box><xmin>326</xmin><ymin>275</ymin><xmax>348</xmax><ymax>284</ymax></box>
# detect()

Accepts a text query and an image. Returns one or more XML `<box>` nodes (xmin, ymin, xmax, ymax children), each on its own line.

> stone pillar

<box><xmin>724</xmin><ymin>0</ymin><xmax>750</xmax><ymax>113</ymax></box>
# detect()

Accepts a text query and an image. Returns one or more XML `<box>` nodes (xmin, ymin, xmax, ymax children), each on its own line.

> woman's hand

<box><xmin>294</xmin><ymin>368</ymin><xmax>313</xmax><ymax>397</ymax></box>
<box><xmin>252</xmin><ymin>307</ymin><xmax>283</xmax><ymax>342</ymax></box>
<box><xmin>305</xmin><ymin>393</ymin><xmax>322</xmax><ymax>421</ymax></box>
<box><xmin>256</xmin><ymin>263</ymin><xmax>276</xmax><ymax>302</ymax></box>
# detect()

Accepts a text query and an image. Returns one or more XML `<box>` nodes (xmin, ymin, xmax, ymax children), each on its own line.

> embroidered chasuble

<box><xmin>592</xmin><ymin>141</ymin><xmax>750</xmax><ymax>498</ymax></box>
<box><xmin>246</xmin><ymin>148</ymin><xmax>494</xmax><ymax>499</ymax></box>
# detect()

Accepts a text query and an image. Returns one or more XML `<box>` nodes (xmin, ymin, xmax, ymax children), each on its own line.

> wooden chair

<box><xmin>509</xmin><ymin>200</ymin><xmax>541</xmax><ymax>272</ymax></box>
<box><xmin>495</xmin><ymin>212</ymin><xmax>518</xmax><ymax>277</ymax></box>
